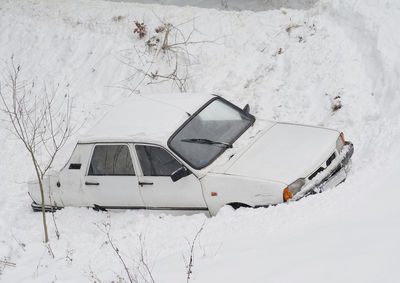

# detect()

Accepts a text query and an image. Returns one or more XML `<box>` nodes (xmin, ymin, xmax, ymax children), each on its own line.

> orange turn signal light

<box><xmin>340</xmin><ymin>132</ymin><xmax>346</xmax><ymax>145</ymax></box>
<box><xmin>283</xmin><ymin>187</ymin><xmax>292</xmax><ymax>202</ymax></box>
<box><xmin>211</xmin><ymin>192</ymin><xmax>218</xmax><ymax>196</ymax></box>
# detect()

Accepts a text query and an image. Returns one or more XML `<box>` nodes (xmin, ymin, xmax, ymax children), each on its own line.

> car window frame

<box><xmin>133</xmin><ymin>143</ymin><xmax>186</xmax><ymax>177</ymax></box>
<box><xmin>167</xmin><ymin>96</ymin><xmax>256</xmax><ymax>170</ymax></box>
<box><xmin>86</xmin><ymin>143</ymin><xmax>136</xmax><ymax>176</ymax></box>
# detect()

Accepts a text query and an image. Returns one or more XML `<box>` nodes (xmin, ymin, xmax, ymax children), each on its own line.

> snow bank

<box><xmin>108</xmin><ymin>0</ymin><xmax>318</xmax><ymax>11</ymax></box>
<box><xmin>0</xmin><ymin>0</ymin><xmax>399</xmax><ymax>282</ymax></box>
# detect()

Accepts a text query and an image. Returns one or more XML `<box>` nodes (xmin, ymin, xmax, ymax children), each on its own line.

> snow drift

<box><xmin>0</xmin><ymin>0</ymin><xmax>399</xmax><ymax>282</ymax></box>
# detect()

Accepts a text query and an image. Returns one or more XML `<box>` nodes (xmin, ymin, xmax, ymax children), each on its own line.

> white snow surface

<box><xmin>79</xmin><ymin>93</ymin><xmax>211</xmax><ymax>144</ymax></box>
<box><xmin>0</xmin><ymin>0</ymin><xmax>400</xmax><ymax>282</ymax></box>
<box><xmin>107</xmin><ymin>0</ymin><xmax>318</xmax><ymax>11</ymax></box>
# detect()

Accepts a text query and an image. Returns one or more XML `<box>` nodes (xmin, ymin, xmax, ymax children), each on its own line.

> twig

<box><xmin>48</xmin><ymin>188</ymin><xmax>60</xmax><ymax>240</ymax></box>
<box><xmin>46</xmin><ymin>243</ymin><xmax>55</xmax><ymax>259</ymax></box>
<box><xmin>0</xmin><ymin>259</ymin><xmax>16</xmax><ymax>267</ymax></box>
<box><xmin>96</xmin><ymin>222</ymin><xmax>136</xmax><ymax>283</ymax></box>
<box><xmin>137</xmin><ymin>234</ymin><xmax>155</xmax><ymax>283</ymax></box>
<box><xmin>120</xmin><ymin>16</ymin><xmax>220</xmax><ymax>93</ymax></box>
<box><xmin>184</xmin><ymin>223</ymin><xmax>205</xmax><ymax>283</ymax></box>
<box><xmin>11</xmin><ymin>232</ymin><xmax>26</xmax><ymax>251</ymax></box>
<box><xmin>88</xmin><ymin>267</ymin><xmax>103</xmax><ymax>283</ymax></box>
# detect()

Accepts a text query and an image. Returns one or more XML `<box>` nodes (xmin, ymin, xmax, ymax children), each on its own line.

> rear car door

<box><xmin>85</xmin><ymin>143</ymin><xmax>145</xmax><ymax>209</ymax></box>
<box><xmin>134</xmin><ymin>144</ymin><xmax>208</xmax><ymax>212</ymax></box>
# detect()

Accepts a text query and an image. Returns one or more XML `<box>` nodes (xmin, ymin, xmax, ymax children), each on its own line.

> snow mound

<box><xmin>108</xmin><ymin>0</ymin><xmax>318</xmax><ymax>11</ymax></box>
<box><xmin>0</xmin><ymin>0</ymin><xmax>399</xmax><ymax>282</ymax></box>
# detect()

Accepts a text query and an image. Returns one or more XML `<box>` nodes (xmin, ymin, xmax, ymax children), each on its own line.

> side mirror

<box><xmin>243</xmin><ymin>104</ymin><xmax>250</xmax><ymax>114</ymax></box>
<box><xmin>171</xmin><ymin>166</ymin><xmax>191</xmax><ymax>182</ymax></box>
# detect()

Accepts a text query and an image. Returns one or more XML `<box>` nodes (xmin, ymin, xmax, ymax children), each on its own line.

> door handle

<box><xmin>85</xmin><ymin>181</ymin><xmax>100</xmax><ymax>186</ymax></box>
<box><xmin>139</xmin><ymin>181</ymin><xmax>154</xmax><ymax>187</ymax></box>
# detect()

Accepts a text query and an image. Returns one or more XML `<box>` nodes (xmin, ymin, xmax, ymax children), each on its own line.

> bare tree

<box><xmin>184</xmin><ymin>223</ymin><xmax>205</xmax><ymax>283</ymax></box>
<box><xmin>96</xmin><ymin>221</ymin><xmax>156</xmax><ymax>283</ymax></box>
<box><xmin>135</xmin><ymin>56</ymin><xmax>189</xmax><ymax>93</ymax></box>
<box><xmin>118</xmin><ymin>16</ymin><xmax>220</xmax><ymax>94</ymax></box>
<box><xmin>105</xmin><ymin>226</ymin><xmax>136</xmax><ymax>283</ymax></box>
<box><xmin>93</xmin><ymin>219</ymin><xmax>205</xmax><ymax>283</ymax></box>
<box><xmin>0</xmin><ymin>58</ymin><xmax>73</xmax><ymax>243</ymax></box>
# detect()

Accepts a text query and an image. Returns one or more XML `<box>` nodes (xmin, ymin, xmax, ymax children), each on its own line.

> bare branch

<box><xmin>0</xmin><ymin>257</ymin><xmax>15</xmax><ymax>278</ymax></box>
<box><xmin>0</xmin><ymin>259</ymin><xmax>16</xmax><ymax>268</ymax></box>
<box><xmin>184</xmin><ymin>223</ymin><xmax>205</xmax><ymax>283</ymax></box>
<box><xmin>118</xmin><ymin>16</ymin><xmax>220</xmax><ymax>94</ymax></box>
<box><xmin>0</xmin><ymin>58</ymin><xmax>74</xmax><ymax>243</ymax></box>
<box><xmin>98</xmin><ymin>222</ymin><xmax>136</xmax><ymax>283</ymax></box>
<box><xmin>137</xmin><ymin>234</ymin><xmax>155</xmax><ymax>283</ymax></box>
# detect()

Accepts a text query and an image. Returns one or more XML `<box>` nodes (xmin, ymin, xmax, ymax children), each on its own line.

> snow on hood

<box><xmin>220</xmin><ymin>122</ymin><xmax>339</xmax><ymax>184</ymax></box>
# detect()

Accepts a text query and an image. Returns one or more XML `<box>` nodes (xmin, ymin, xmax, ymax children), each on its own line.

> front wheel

<box><xmin>228</xmin><ymin>202</ymin><xmax>251</xmax><ymax>210</ymax></box>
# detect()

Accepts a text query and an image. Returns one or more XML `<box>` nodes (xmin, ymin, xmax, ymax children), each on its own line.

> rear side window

<box><xmin>88</xmin><ymin>145</ymin><xmax>135</xmax><ymax>176</ymax></box>
<box><xmin>136</xmin><ymin>145</ymin><xmax>181</xmax><ymax>176</ymax></box>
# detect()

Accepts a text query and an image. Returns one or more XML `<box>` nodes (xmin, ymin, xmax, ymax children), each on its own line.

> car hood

<box><xmin>213</xmin><ymin>122</ymin><xmax>339</xmax><ymax>185</ymax></box>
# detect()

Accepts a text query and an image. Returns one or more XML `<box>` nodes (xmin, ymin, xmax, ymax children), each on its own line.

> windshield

<box><xmin>168</xmin><ymin>97</ymin><xmax>255</xmax><ymax>169</ymax></box>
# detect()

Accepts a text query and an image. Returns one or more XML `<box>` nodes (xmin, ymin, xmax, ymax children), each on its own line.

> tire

<box><xmin>228</xmin><ymin>202</ymin><xmax>250</xmax><ymax>210</ymax></box>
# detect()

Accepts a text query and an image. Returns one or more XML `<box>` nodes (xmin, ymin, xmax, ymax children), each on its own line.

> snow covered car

<box><xmin>29</xmin><ymin>94</ymin><xmax>354</xmax><ymax>216</ymax></box>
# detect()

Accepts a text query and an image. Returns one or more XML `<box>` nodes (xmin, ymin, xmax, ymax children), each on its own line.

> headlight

<box><xmin>283</xmin><ymin>178</ymin><xmax>306</xmax><ymax>201</ymax></box>
<box><xmin>288</xmin><ymin>178</ymin><xmax>305</xmax><ymax>196</ymax></box>
<box><xmin>336</xmin><ymin>132</ymin><xmax>345</xmax><ymax>152</ymax></box>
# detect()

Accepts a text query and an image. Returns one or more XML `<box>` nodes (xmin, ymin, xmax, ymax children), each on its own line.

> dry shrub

<box><xmin>134</xmin><ymin>21</ymin><xmax>147</xmax><ymax>39</ymax></box>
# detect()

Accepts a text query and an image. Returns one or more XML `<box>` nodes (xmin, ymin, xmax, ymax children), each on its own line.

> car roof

<box><xmin>78</xmin><ymin>93</ymin><xmax>214</xmax><ymax>144</ymax></box>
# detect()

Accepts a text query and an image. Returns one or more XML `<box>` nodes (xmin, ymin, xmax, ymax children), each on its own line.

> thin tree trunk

<box><xmin>38</xmin><ymin>179</ymin><xmax>49</xmax><ymax>243</ymax></box>
<box><xmin>1</xmin><ymin>60</ymin><xmax>72</xmax><ymax>244</ymax></box>
<box><xmin>30</xmin><ymin>152</ymin><xmax>49</xmax><ymax>243</ymax></box>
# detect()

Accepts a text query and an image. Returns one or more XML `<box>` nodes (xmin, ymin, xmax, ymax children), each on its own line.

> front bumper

<box><xmin>293</xmin><ymin>141</ymin><xmax>354</xmax><ymax>200</ymax></box>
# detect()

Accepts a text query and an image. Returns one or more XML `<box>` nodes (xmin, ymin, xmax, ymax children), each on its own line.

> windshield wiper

<box><xmin>181</xmin><ymin>138</ymin><xmax>232</xmax><ymax>148</ymax></box>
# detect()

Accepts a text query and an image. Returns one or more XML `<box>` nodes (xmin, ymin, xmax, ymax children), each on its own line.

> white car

<box><xmin>29</xmin><ymin>94</ymin><xmax>354</xmax><ymax>216</ymax></box>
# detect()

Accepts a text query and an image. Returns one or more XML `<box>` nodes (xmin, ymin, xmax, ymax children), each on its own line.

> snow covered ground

<box><xmin>0</xmin><ymin>0</ymin><xmax>400</xmax><ymax>282</ymax></box>
<box><xmin>107</xmin><ymin>0</ymin><xmax>318</xmax><ymax>11</ymax></box>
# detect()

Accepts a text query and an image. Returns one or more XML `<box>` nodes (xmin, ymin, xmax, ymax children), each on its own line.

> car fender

<box><xmin>200</xmin><ymin>173</ymin><xmax>286</xmax><ymax>216</ymax></box>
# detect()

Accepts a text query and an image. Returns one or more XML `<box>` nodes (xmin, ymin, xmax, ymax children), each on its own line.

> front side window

<box><xmin>136</xmin><ymin>145</ymin><xmax>181</xmax><ymax>176</ymax></box>
<box><xmin>168</xmin><ymin>97</ymin><xmax>255</xmax><ymax>169</ymax></box>
<box><xmin>88</xmin><ymin>145</ymin><xmax>135</xmax><ymax>176</ymax></box>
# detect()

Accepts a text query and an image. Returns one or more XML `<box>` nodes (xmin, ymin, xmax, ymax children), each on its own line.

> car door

<box><xmin>84</xmin><ymin>143</ymin><xmax>145</xmax><ymax>209</ymax></box>
<box><xmin>133</xmin><ymin>144</ymin><xmax>208</xmax><ymax>212</ymax></box>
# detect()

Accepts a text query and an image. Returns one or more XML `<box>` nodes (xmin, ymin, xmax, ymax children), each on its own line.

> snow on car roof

<box><xmin>78</xmin><ymin>93</ymin><xmax>214</xmax><ymax>144</ymax></box>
